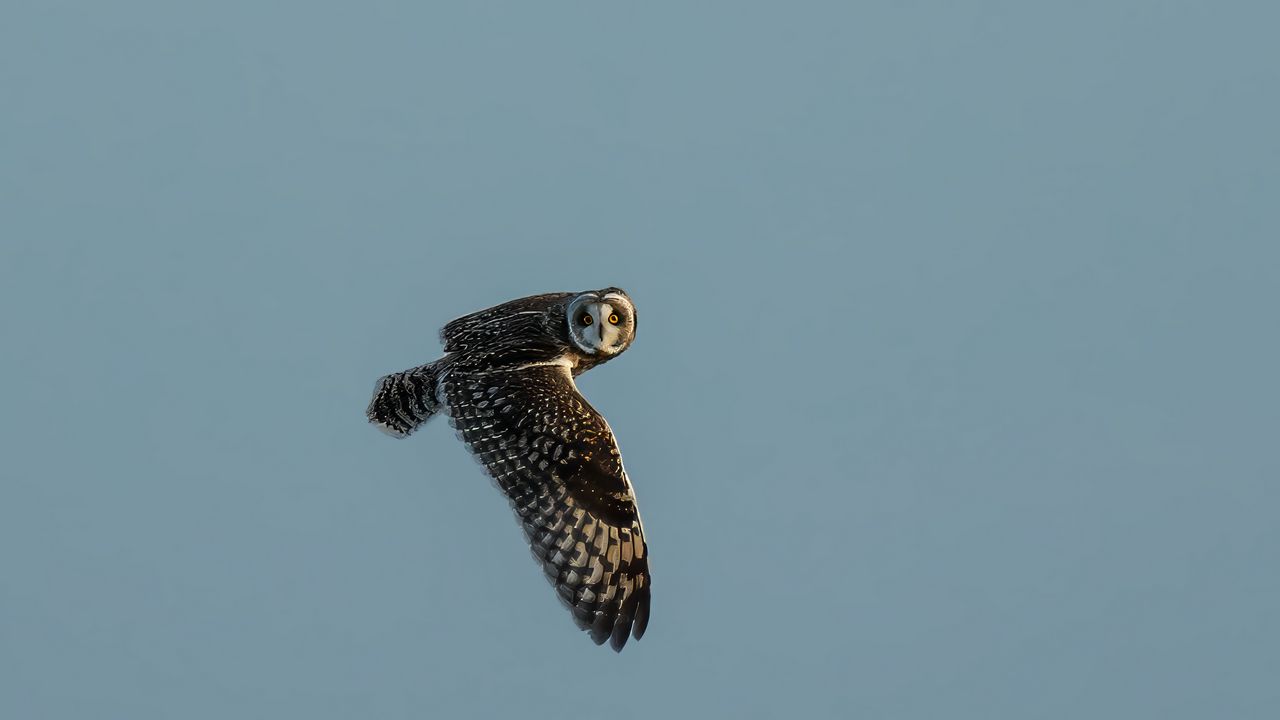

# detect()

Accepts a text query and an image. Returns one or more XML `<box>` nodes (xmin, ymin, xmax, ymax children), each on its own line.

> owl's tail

<box><xmin>366</xmin><ymin>358</ymin><xmax>451</xmax><ymax>438</ymax></box>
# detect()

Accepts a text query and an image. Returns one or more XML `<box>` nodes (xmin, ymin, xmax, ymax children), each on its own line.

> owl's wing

<box><xmin>440</xmin><ymin>292</ymin><xmax>575</xmax><ymax>353</ymax></box>
<box><xmin>440</xmin><ymin>362</ymin><xmax>651</xmax><ymax>651</ymax></box>
<box><xmin>366</xmin><ymin>361</ymin><xmax>447</xmax><ymax>438</ymax></box>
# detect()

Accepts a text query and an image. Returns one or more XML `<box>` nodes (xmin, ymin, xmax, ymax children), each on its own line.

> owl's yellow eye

<box><xmin>608</xmin><ymin>313</ymin><xmax>620</xmax><ymax>325</ymax></box>
<box><xmin>580</xmin><ymin>313</ymin><xmax>593</xmax><ymax>326</ymax></box>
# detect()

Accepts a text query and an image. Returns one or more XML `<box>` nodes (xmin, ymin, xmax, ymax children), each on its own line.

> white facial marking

<box><xmin>598</xmin><ymin>302</ymin><xmax>621</xmax><ymax>350</ymax></box>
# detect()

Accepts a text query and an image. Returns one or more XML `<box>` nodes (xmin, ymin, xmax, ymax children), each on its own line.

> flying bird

<box><xmin>366</xmin><ymin>288</ymin><xmax>651</xmax><ymax>651</ymax></box>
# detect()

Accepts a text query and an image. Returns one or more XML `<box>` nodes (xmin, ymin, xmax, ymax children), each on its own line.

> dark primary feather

<box><xmin>441</xmin><ymin>363</ymin><xmax>651</xmax><ymax>651</ymax></box>
<box><xmin>440</xmin><ymin>292</ymin><xmax>575</xmax><ymax>354</ymax></box>
<box><xmin>366</xmin><ymin>360</ymin><xmax>449</xmax><ymax>437</ymax></box>
<box><xmin>440</xmin><ymin>297</ymin><xmax>575</xmax><ymax>373</ymax></box>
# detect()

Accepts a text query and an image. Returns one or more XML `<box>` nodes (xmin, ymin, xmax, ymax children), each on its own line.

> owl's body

<box><xmin>367</xmin><ymin>288</ymin><xmax>650</xmax><ymax>651</ymax></box>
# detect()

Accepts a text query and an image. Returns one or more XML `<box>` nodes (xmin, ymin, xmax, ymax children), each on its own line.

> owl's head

<box><xmin>566</xmin><ymin>288</ymin><xmax>637</xmax><ymax>356</ymax></box>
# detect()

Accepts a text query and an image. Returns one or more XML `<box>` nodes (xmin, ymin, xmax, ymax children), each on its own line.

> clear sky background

<box><xmin>2</xmin><ymin>2</ymin><xmax>1277</xmax><ymax>718</ymax></box>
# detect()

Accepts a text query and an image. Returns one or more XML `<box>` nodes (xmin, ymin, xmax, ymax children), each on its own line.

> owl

<box><xmin>366</xmin><ymin>288</ymin><xmax>651</xmax><ymax>651</ymax></box>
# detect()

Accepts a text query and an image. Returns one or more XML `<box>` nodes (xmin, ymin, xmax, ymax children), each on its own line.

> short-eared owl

<box><xmin>366</xmin><ymin>288</ymin><xmax>650</xmax><ymax>651</ymax></box>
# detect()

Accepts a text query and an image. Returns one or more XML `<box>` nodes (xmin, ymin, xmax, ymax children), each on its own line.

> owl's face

<box><xmin>566</xmin><ymin>289</ymin><xmax>637</xmax><ymax>356</ymax></box>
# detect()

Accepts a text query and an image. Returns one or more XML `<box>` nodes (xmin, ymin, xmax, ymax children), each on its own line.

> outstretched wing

<box><xmin>440</xmin><ymin>362</ymin><xmax>651</xmax><ymax>651</ymax></box>
<box><xmin>440</xmin><ymin>292</ymin><xmax>574</xmax><ymax>353</ymax></box>
<box><xmin>366</xmin><ymin>361</ymin><xmax>446</xmax><ymax>438</ymax></box>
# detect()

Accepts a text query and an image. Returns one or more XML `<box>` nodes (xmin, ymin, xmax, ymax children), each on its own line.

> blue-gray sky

<box><xmin>2</xmin><ymin>2</ymin><xmax>1277</xmax><ymax>718</ymax></box>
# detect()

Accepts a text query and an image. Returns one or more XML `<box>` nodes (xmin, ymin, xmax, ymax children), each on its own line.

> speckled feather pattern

<box><xmin>440</xmin><ymin>293</ymin><xmax>575</xmax><ymax>354</ymax></box>
<box><xmin>442</xmin><ymin>365</ymin><xmax>650</xmax><ymax>650</ymax></box>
